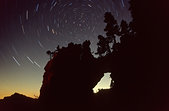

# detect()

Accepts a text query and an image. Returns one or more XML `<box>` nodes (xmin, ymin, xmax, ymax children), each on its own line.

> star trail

<box><xmin>0</xmin><ymin>0</ymin><xmax>131</xmax><ymax>99</ymax></box>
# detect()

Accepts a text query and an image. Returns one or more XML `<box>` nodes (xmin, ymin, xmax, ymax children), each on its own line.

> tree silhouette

<box><xmin>96</xmin><ymin>35</ymin><xmax>111</xmax><ymax>57</ymax></box>
<box><xmin>56</xmin><ymin>45</ymin><xmax>60</xmax><ymax>52</ymax></box>
<box><xmin>46</xmin><ymin>50</ymin><xmax>52</xmax><ymax>59</ymax></box>
<box><xmin>104</xmin><ymin>12</ymin><xmax>119</xmax><ymax>45</ymax></box>
<box><xmin>96</xmin><ymin>12</ymin><xmax>128</xmax><ymax>56</ymax></box>
<box><xmin>120</xmin><ymin>20</ymin><xmax>129</xmax><ymax>35</ymax></box>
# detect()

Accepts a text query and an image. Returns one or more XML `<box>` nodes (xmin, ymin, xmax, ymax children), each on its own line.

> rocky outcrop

<box><xmin>39</xmin><ymin>41</ymin><xmax>109</xmax><ymax>108</ymax></box>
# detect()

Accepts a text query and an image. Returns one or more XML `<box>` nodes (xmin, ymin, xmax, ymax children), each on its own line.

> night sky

<box><xmin>0</xmin><ymin>0</ymin><xmax>131</xmax><ymax>99</ymax></box>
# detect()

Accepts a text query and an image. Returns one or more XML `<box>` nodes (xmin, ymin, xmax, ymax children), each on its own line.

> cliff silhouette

<box><xmin>38</xmin><ymin>0</ymin><xmax>169</xmax><ymax>110</ymax></box>
<box><xmin>38</xmin><ymin>40</ymin><xmax>115</xmax><ymax>110</ymax></box>
<box><xmin>0</xmin><ymin>0</ymin><xmax>168</xmax><ymax>111</ymax></box>
<box><xmin>37</xmin><ymin>5</ymin><xmax>141</xmax><ymax>111</ymax></box>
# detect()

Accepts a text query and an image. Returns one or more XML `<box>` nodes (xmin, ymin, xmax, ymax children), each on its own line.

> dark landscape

<box><xmin>0</xmin><ymin>0</ymin><xmax>169</xmax><ymax>111</ymax></box>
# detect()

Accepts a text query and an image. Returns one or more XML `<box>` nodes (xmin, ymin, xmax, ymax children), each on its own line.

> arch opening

<box><xmin>93</xmin><ymin>72</ymin><xmax>113</xmax><ymax>93</ymax></box>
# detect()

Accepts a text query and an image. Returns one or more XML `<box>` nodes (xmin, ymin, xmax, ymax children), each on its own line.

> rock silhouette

<box><xmin>38</xmin><ymin>5</ymin><xmax>136</xmax><ymax>110</ymax></box>
<box><xmin>0</xmin><ymin>0</ymin><xmax>167</xmax><ymax>111</ymax></box>
<box><xmin>0</xmin><ymin>93</ymin><xmax>37</xmax><ymax>111</ymax></box>
<box><xmin>39</xmin><ymin>41</ymin><xmax>107</xmax><ymax>110</ymax></box>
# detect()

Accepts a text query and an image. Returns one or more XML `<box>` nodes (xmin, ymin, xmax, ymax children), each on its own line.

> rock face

<box><xmin>39</xmin><ymin>41</ymin><xmax>106</xmax><ymax>108</ymax></box>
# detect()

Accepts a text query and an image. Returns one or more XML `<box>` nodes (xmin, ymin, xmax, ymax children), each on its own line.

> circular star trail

<box><xmin>0</xmin><ymin>0</ymin><xmax>131</xmax><ymax>98</ymax></box>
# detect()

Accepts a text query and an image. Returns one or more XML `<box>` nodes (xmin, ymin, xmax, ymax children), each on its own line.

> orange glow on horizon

<box><xmin>0</xmin><ymin>91</ymin><xmax>39</xmax><ymax>99</ymax></box>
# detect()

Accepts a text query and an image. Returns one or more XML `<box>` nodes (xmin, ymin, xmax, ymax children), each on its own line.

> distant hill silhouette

<box><xmin>0</xmin><ymin>93</ymin><xmax>37</xmax><ymax>111</ymax></box>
